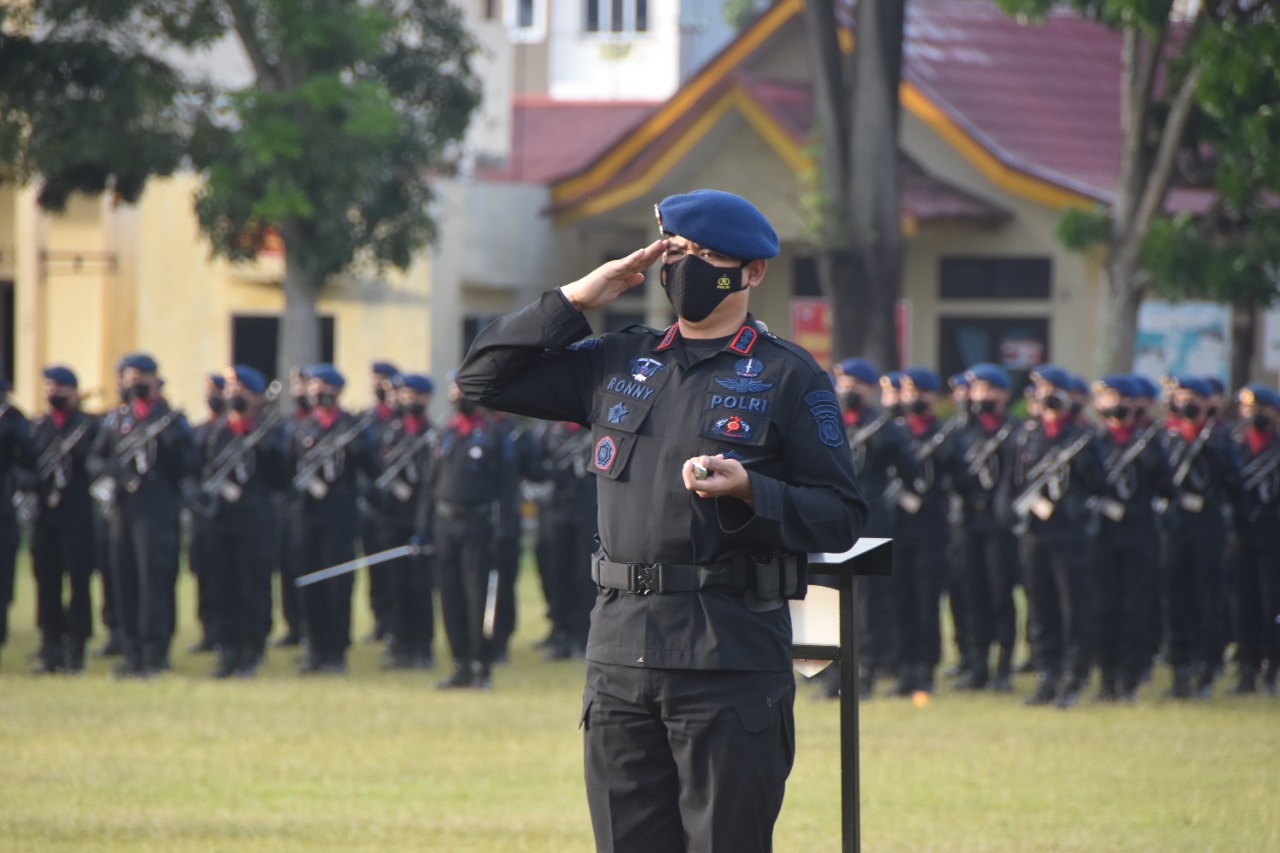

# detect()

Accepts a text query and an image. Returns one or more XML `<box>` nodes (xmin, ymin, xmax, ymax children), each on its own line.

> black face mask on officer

<box><xmin>230</xmin><ymin>394</ymin><xmax>250</xmax><ymax>414</ymax></box>
<box><xmin>375</xmin><ymin>386</ymin><xmax>387</xmax><ymax>403</ymax></box>
<box><xmin>407</xmin><ymin>402</ymin><xmax>427</xmax><ymax>417</ymax></box>
<box><xmin>294</xmin><ymin>394</ymin><xmax>311</xmax><ymax>413</ymax></box>
<box><xmin>1042</xmin><ymin>391</ymin><xmax>1068</xmax><ymax>412</ymax></box>
<box><xmin>1251</xmin><ymin>413</ymin><xmax>1272</xmax><ymax>431</ymax></box>
<box><xmin>661</xmin><ymin>255</ymin><xmax>747</xmax><ymax>323</ymax></box>
<box><xmin>972</xmin><ymin>399</ymin><xmax>1000</xmax><ymax>416</ymax></box>
<box><xmin>312</xmin><ymin>392</ymin><xmax>337</xmax><ymax>410</ymax></box>
<box><xmin>455</xmin><ymin>397</ymin><xmax>477</xmax><ymax>416</ymax></box>
<box><xmin>1179</xmin><ymin>401</ymin><xmax>1202</xmax><ymax>420</ymax></box>
<box><xmin>47</xmin><ymin>393</ymin><xmax>72</xmax><ymax>411</ymax></box>
<box><xmin>909</xmin><ymin>399</ymin><xmax>930</xmax><ymax>416</ymax></box>
<box><xmin>207</xmin><ymin>395</ymin><xmax>226</xmax><ymax>415</ymax></box>
<box><xmin>838</xmin><ymin>390</ymin><xmax>864</xmax><ymax>413</ymax></box>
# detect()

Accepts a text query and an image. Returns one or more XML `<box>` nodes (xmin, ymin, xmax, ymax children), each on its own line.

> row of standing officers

<box><xmin>837</xmin><ymin>358</ymin><xmax>1279</xmax><ymax>707</ymax></box>
<box><xmin>1</xmin><ymin>355</ymin><xmax>599</xmax><ymax>686</ymax></box>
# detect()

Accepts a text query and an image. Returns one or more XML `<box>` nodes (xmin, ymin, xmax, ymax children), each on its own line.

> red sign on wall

<box><xmin>791</xmin><ymin>298</ymin><xmax>832</xmax><ymax>367</ymax></box>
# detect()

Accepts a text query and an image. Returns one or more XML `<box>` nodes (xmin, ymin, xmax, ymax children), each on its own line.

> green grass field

<box><xmin>1</xmin><ymin>554</ymin><xmax>1276</xmax><ymax>852</ymax></box>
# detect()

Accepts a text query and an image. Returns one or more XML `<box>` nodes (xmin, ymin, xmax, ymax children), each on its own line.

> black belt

<box><xmin>591</xmin><ymin>555</ymin><xmax>752</xmax><ymax>595</ymax></box>
<box><xmin>436</xmin><ymin>501</ymin><xmax>493</xmax><ymax>520</ymax></box>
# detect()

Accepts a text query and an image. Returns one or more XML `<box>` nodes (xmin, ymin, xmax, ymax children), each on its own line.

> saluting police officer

<box><xmin>429</xmin><ymin>378</ymin><xmax>517</xmax><ymax>690</ymax></box>
<box><xmin>455</xmin><ymin>189</ymin><xmax>866</xmax><ymax>852</ymax></box>
<box><xmin>1227</xmin><ymin>383</ymin><xmax>1279</xmax><ymax>694</ymax></box>
<box><xmin>1160</xmin><ymin>375</ymin><xmax>1241</xmax><ymax>698</ymax></box>
<box><xmin>291</xmin><ymin>364</ymin><xmax>380</xmax><ymax>674</ymax></box>
<box><xmin>373</xmin><ymin>373</ymin><xmax>437</xmax><ymax>670</ymax></box>
<box><xmin>832</xmin><ymin>357</ymin><xmax>916</xmax><ymax>699</ymax></box>
<box><xmin>29</xmin><ymin>366</ymin><xmax>98</xmax><ymax>674</ymax></box>
<box><xmin>1090</xmin><ymin>374</ymin><xmax>1173</xmax><ymax>702</ymax></box>
<box><xmin>188</xmin><ymin>372</ymin><xmax>227</xmax><ymax>654</ymax></box>
<box><xmin>951</xmin><ymin>363</ymin><xmax>1021</xmax><ymax>692</ymax></box>
<box><xmin>1000</xmin><ymin>365</ymin><xmax>1105</xmax><ymax>708</ymax></box>
<box><xmin>198</xmin><ymin>366</ymin><xmax>289</xmax><ymax>677</ymax></box>
<box><xmin>87</xmin><ymin>353</ymin><xmax>198</xmax><ymax>677</ymax></box>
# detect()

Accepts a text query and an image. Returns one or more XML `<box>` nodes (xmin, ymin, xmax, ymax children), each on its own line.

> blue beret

<box><xmin>119</xmin><ymin>352</ymin><xmax>158</xmax><ymax>374</ymax></box>
<box><xmin>233</xmin><ymin>365</ymin><xmax>267</xmax><ymax>395</ymax></box>
<box><xmin>1065</xmin><ymin>373</ymin><xmax>1090</xmax><ymax>395</ymax></box>
<box><xmin>881</xmin><ymin>371</ymin><xmax>903</xmax><ymax>390</ymax></box>
<box><xmin>207</xmin><ymin>372</ymin><xmax>226</xmax><ymax>390</ymax></box>
<box><xmin>947</xmin><ymin>372</ymin><xmax>969</xmax><ymax>389</ymax></box>
<box><xmin>371</xmin><ymin>360</ymin><xmax>400</xmax><ymax>378</ymax></box>
<box><xmin>1238</xmin><ymin>383</ymin><xmax>1280</xmax><ymax>409</ymax></box>
<box><xmin>902</xmin><ymin>365</ymin><xmax>942</xmax><ymax>393</ymax></box>
<box><xmin>42</xmin><ymin>365</ymin><xmax>78</xmax><ymax>387</ymax></box>
<box><xmin>656</xmin><ymin>189</ymin><xmax>779</xmax><ymax>261</ymax></box>
<box><xmin>836</xmin><ymin>357</ymin><xmax>880</xmax><ymax>385</ymax></box>
<box><xmin>1093</xmin><ymin>373</ymin><xmax>1135</xmax><ymax>398</ymax></box>
<box><xmin>308</xmin><ymin>363</ymin><xmax>346</xmax><ymax>389</ymax></box>
<box><xmin>401</xmin><ymin>373</ymin><xmax>434</xmax><ymax>394</ymax></box>
<box><xmin>1130</xmin><ymin>374</ymin><xmax>1160</xmax><ymax>399</ymax></box>
<box><xmin>1030</xmin><ymin>363</ymin><xmax>1071</xmax><ymax>390</ymax></box>
<box><xmin>1203</xmin><ymin>376</ymin><xmax>1226</xmax><ymax>395</ymax></box>
<box><xmin>1170</xmin><ymin>374</ymin><xmax>1212</xmax><ymax>398</ymax></box>
<box><xmin>965</xmin><ymin>362</ymin><xmax>1011</xmax><ymax>390</ymax></box>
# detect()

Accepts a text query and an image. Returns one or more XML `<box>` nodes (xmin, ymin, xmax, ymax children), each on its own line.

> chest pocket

<box><xmin>586</xmin><ymin>372</ymin><xmax>664</xmax><ymax>481</ymax></box>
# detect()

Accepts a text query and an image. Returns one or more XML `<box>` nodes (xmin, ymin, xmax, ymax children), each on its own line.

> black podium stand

<box><xmin>794</xmin><ymin>537</ymin><xmax>893</xmax><ymax>853</ymax></box>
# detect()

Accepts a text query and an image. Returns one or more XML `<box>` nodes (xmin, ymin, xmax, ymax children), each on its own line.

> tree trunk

<box><xmin>1095</xmin><ymin>253</ymin><xmax>1144</xmax><ymax>376</ymax></box>
<box><xmin>278</xmin><ymin>233</ymin><xmax>322</xmax><ymax>379</ymax></box>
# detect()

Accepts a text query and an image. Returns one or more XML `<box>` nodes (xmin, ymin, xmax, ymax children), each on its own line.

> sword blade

<box><xmin>295</xmin><ymin>541</ymin><xmax>432</xmax><ymax>588</ymax></box>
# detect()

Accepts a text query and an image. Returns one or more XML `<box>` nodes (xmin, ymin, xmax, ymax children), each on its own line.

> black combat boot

<box><xmin>1231</xmin><ymin>664</ymin><xmax>1257</xmax><ymax>695</ymax></box>
<box><xmin>114</xmin><ymin>642</ymin><xmax>145</xmax><ymax>678</ymax></box>
<box><xmin>471</xmin><ymin>662</ymin><xmax>493</xmax><ymax>690</ymax></box>
<box><xmin>1164</xmin><ymin>666</ymin><xmax>1193</xmax><ymax>699</ymax></box>
<box><xmin>1263</xmin><ymin>661</ymin><xmax>1278</xmax><ymax>696</ymax></box>
<box><xmin>436</xmin><ymin>663</ymin><xmax>473</xmax><ymax>689</ymax></box>
<box><xmin>213</xmin><ymin>647</ymin><xmax>241</xmax><ymax>679</ymax></box>
<box><xmin>63</xmin><ymin>637</ymin><xmax>86</xmax><ymax>675</ymax></box>
<box><xmin>30</xmin><ymin>636</ymin><xmax>64</xmax><ymax>674</ymax></box>
<box><xmin>1025</xmin><ymin>671</ymin><xmax>1059</xmax><ymax>706</ymax></box>
<box><xmin>1053</xmin><ymin>675</ymin><xmax>1084</xmax><ymax>709</ymax></box>
<box><xmin>955</xmin><ymin>660</ymin><xmax>989</xmax><ymax>691</ymax></box>
<box><xmin>1093</xmin><ymin>670</ymin><xmax>1118</xmax><ymax>703</ymax></box>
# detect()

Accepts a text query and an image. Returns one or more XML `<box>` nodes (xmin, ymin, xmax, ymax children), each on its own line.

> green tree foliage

<box><xmin>998</xmin><ymin>0</ymin><xmax>1280</xmax><ymax>375</ymax></box>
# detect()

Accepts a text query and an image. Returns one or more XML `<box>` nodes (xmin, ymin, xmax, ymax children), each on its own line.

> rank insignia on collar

<box><xmin>607</xmin><ymin>402</ymin><xmax>630</xmax><ymax>425</ymax></box>
<box><xmin>713</xmin><ymin>415</ymin><xmax>753</xmax><ymax>440</ymax></box>
<box><xmin>594</xmin><ymin>436</ymin><xmax>617</xmax><ymax>471</ymax></box>
<box><xmin>728</xmin><ymin>326</ymin><xmax>758</xmax><ymax>355</ymax></box>
<box><xmin>631</xmin><ymin>357</ymin><xmax>666</xmax><ymax>382</ymax></box>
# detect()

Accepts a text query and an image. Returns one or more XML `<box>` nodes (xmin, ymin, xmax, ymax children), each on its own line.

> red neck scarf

<box><xmin>979</xmin><ymin>412</ymin><xmax>1004</xmax><ymax>433</ymax></box>
<box><xmin>1247</xmin><ymin>426</ymin><xmax>1272</xmax><ymax>455</ymax></box>
<box><xmin>843</xmin><ymin>409</ymin><xmax>862</xmax><ymax>427</ymax></box>
<box><xmin>131</xmin><ymin>398</ymin><xmax>153</xmax><ymax>420</ymax></box>
<box><xmin>313</xmin><ymin>406</ymin><xmax>340</xmax><ymax>430</ymax></box>
<box><xmin>1108</xmin><ymin>424</ymin><xmax>1135</xmax><ymax>445</ymax></box>
<box><xmin>450</xmin><ymin>412</ymin><xmax>484</xmax><ymax>435</ymax></box>
<box><xmin>907</xmin><ymin>413</ymin><xmax>934</xmax><ymax>437</ymax></box>
<box><xmin>1042</xmin><ymin>416</ymin><xmax>1062</xmax><ymax>439</ymax></box>
<box><xmin>228</xmin><ymin>413</ymin><xmax>253</xmax><ymax>436</ymax></box>
<box><xmin>51</xmin><ymin>408</ymin><xmax>70</xmax><ymax>429</ymax></box>
<box><xmin>403</xmin><ymin>413</ymin><xmax>424</xmax><ymax>435</ymax></box>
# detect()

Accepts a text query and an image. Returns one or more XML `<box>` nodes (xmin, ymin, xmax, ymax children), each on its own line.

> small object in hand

<box><xmin>692</xmin><ymin>461</ymin><xmax>710</xmax><ymax>480</ymax></box>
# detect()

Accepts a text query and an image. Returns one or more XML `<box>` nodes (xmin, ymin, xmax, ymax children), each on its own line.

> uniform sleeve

<box><xmin>1069</xmin><ymin>430</ymin><xmax>1107</xmax><ymax>495</ymax></box>
<box><xmin>716</xmin><ymin>372</ymin><xmax>868</xmax><ymax>555</ymax></box>
<box><xmin>454</xmin><ymin>290</ymin><xmax>598</xmax><ymax>424</ymax></box>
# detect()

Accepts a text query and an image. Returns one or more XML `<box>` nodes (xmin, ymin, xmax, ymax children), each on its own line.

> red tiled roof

<box><xmin>475</xmin><ymin>96</ymin><xmax>660</xmax><ymax>184</ymax></box>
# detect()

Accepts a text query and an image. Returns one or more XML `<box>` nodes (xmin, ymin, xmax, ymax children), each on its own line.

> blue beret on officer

<box><xmin>1129</xmin><ymin>374</ymin><xmax>1159</xmax><ymax>399</ymax></box>
<box><xmin>233</xmin><ymin>365</ymin><xmax>268</xmax><ymax>395</ymax></box>
<box><xmin>1203</xmin><ymin>375</ymin><xmax>1226</xmax><ymax>396</ymax></box>
<box><xmin>965</xmin><ymin>362</ymin><xmax>1011</xmax><ymax>390</ymax></box>
<box><xmin>1238</xmin><ymin>382</ymin><xmax>1280</xmax><ymax>409</ymax></box>
<box><xmin>120</xmin><ymin>352</ymin><xmax>159</xmax><ymax>374</ymax></box>
<box><xmin>1065</xmin><ymin>373</ymin><xmax>1090</xmax><ymax>396</ymax></box>
<box><xmin>308</xmin><ymin>363</ymin><xmax>346</xmax><ymax>389</ymax></box>
<box><xmin>947</xmin><ymin>372</ymin><xmax>969</xmax><ymax>390</ymax></box>
<box><xmin>836</xmin><ymin>357</ymin><xmax>880</xmax><ymax>385</ymax></box>
<box><xmin>1094</xmin><ymin>373</ymin><xmax>1136</xmax><ymax>398</ymax></box>
<box><xmin>881</xmin><ymin>371</ymin><xmax>903</xmax><ymax>390</ymax></box>
<box><xmin>208</xmin><ymin>372</ymin><xmax>226</xmax><ymax>390</ymax></box>
<box><xmin>1170</xmin><ymin>374</ymin><xmax>1212</xmax><ymax>398</ymax></box>
<box><xmin>43</xmin><ymin>365</ymin><xmax>78</xmax><ymax>387</ymax></box>
<box><xmin>372</xmin><ymin>360</ymin><xmax>400</xmax><ymax>378</ymax></box>
<box><xmin>656</xmin><ymin>189</ymin><xmax>779</xmax><ymax>261</ymax></box>
<box><xmin>902</xmin><ymin>365</ymin><xmax>942</xmax><ymax>393</ymax></box>
<box><xmin>401</xmin><ymin>373</ymin><xmax>435</xmax><ymax>394</ymax></box>
<box><xmin>1030</xmin><ymin>363</ymin><xmax>1071</xmax><ymax>390</ymax></box>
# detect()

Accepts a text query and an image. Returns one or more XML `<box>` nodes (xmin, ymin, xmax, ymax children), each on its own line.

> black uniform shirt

<box><xmin>1093</xmin><ymin>422</ymin><xmax>1173</xmax><ymax>539</ymax></box>
<box><xmin>199</xmin><ymin>414</ymin><xmax>290</xmax><ymax>509</ymax></box>
<box><xmin>456</xmin><ymin>290</ymin><xmax>867</xmax><ymax>671</ymax></box>
<box><xmin>30</xmin><ymin>408</ymin><xmax>99</xmax><ymax>523</ymax></box>
<box><xmin>999</xmin><ymin>417</ymin><xmax>1105</xmax><ymax>539</ymax></box>
<box><xmin>954</xmin><ymin>414</ymin><xmax>1019</xmax><ymax>530</ymax></box>
<box><xmin>844</xmin><ymin>407</ymin><xmax>916</xmax><ymax>537</ymax></box>
<box><xmin>88</xmin><ymin>399</ymin><xmax>197</xmax><ymax>500</ymax></box>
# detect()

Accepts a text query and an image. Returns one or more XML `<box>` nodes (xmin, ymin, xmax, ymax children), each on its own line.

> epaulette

<box><xmin>759</xmin><ymin>334</ymin><xmax>829</xmax><ymax>376</ymax></box>
<box><xmin>619</xmin><ymin>323</ymin><xmax>663</xmax><ymax>337</ymax></box>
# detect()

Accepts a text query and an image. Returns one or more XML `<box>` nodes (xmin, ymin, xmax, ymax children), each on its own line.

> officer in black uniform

<box><xmin>455</xmin><ymin>189</ymin><xmax>866</xmax><ymax>853</ymax></box>
<box><xmin>1089</xmin><ymin>374</ymin><xmax>1173</xmax><ymax>702</ymax></box>
<box><xmin>87</xmin><ymin>353</ymin><xmax>198</xmax><ymax>677</ymax></box>
<box><xmin>429</xmin><ymin>378</ymin><xmax>517</xmax><ymax>689</ymax></box>
<box><xmin>374</xmin><ymin>372</ymin><xmax>437</xmax><ymax>669</ymax></box>
<box><xmin>197</xmin><ymin>366</ymin><xmax>289</xmax><ymax>677</ymax></box>
<box><xmin>532</xmin><ymin>420</ymin><xmax>597</xmax><ymax>660</ymax></box>
<box><xmin>889</xmin><ymin>366</ymin><xmax>959</xmax><ymax>696</ymax></box>
<box><xmin>29</xmin><ymin>365</ymin><xmax>99</xmax><ymax>674</ymax></box>
<box><xmin>1000</xmin><ymin>364</ymin><xmax>1105</xmax><ymax>708</ymax></box>
<box><xmin>1229</xmin><ymin>383</ymin><xmax>1280</xmax><ymax>694</ymax></box>
<box><xmin>189</xmin><ymin>372</ymin><xmax>227</xmax><ymax>654</ymax></box>
<box><xmin>362</xmin><ymin>360</ymin><xmax>402</xmax><ymax>643</ymax></box>
<box><xmin>274</xmin><ymin>367</ymin><xmax>312</xmax><ymax>648</ymax></box>
<box><xmin>1160</xmin><ymin>374</ymin><xmax>1241</xmax><ymax>698</ymax></box>
<box><xmin>952</xmin><ymin>363</ymin><xmax>1021</xmax><ymax>692</ymax></box>
<box><xmin>489</xmin><ymin>411</ymin><xmax>540</xmax><ymax>663</ymax></box>
<box><xmin>943</xmin><ymin>371</ymin><xmax>972</xmax><ymax>682</ymax></box>
<box><xmin>291</xmin><ymin>363</ymin><xmax>379</xmax><ymax>674</ymax></box>
<box><xmin>0</xmin><ymin>376</ymin><xmax>32</xmax><ymax>671</ymax></box>
<box><xmin>832</xmin><ymin>357</ymin><xmax>916</xmax><ymax>699</ymax></box>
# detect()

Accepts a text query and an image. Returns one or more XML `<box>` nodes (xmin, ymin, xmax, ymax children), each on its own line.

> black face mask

<box><xmin>294</xmin><ymin>394</ymin><xmax>312</xmax><ymax>413</ymax></box>
<box><xmin>838</xmin><ymin>390</ymin><xmax>864</xmax><ymax>412</ymax></box>
<box><xmin>230</xmin><ymin>395</ymin><xmax>250</xmax><ymax>414</ymax></box>
<box><xmin>973</xmin><ymin>399</ymin><xmax>999</xmax><ymax>416</ymax></box>
<box><xmin>1103</xmin><ymin>406</ymin><xmax>1132</xmax><ymax>421</ymax></box>
<box><xmin>1251</xmin><ymin>413</ymin><xmax>1271</xmax><ymax>430</ymax></box>
<box><xmin>207</xmin><ymin>395</ymin><xmax>227</xmax><ymax>415</ymax></box>
<box><xmin>1180</xmin><ymin>402</ymin><xmax>1202</xmax><ymax>420</ymax></box>
<box><xmin>455</xmin><ymin>397</ymin><xmax>477</xmax><ymax>416</ymax></box>
<box><xmin>375</xmin><ymin>387</ymin><xmax>387</xmax><ymax>403</ymax></box>
<box><xmin>124</xmin><ymin>383</ymin><xmax>151</xmax><ymax>402</ymax></box>
<box><xmin>888</xmin><ymin>402</ymin><xmax>906</xmax><ymax>418</ymax></box>
<box><xmin>407</xmin><ymin>402</ymin><xmax>427</xmax><ymax>417</ymax></box>
<box><xmin>909</xmin><ymin>400</ymin><xmax>929</xmax><ymax>416</ymax></box>
<box><xmin>1043</xmin><ymin>392</ymin><xmax>1067</xmax><ymax>411</ymax></box>
<box><xmin>314</xmin><ymin>392</ymin><xmax>337</xmax><ymax>410</ymax></box>
<box><xmin>660</xmin><ymin>255</ymin><xmax>746</xmax><ymax>323</ymax></box>
<box><xmin>48</xmin><ymin>394</ymin><xmax>72</xmax><ymax>411</ymax></box>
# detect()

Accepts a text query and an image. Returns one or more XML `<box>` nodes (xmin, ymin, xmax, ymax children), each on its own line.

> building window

<box><xmin>482</xmin><ymin>0</ymin><xmax>497</xmax><ymax>21</ymax></box>
<box><xmin>939</xmin><ymin>256</ymin><xmax>1052</xmax><ymax>300</ymax></box>
<box><xmin>231</xmin><ymin>314</ymin><xmax>335</xmax><ymax>381</ymax></box>
<box><xmin>507</xmin><ymin>0</ymin><xmax>546</xmax><ymax>42</ymax></box>
<box><xmin>584</xmin><ymin>0</ymin><xmax>648</xmax><ymax>34</ymax></box>
<box><xmin>937</xmin><ymin>315</ymin><xmax>1049</xmax><ymax>390</ymax></box>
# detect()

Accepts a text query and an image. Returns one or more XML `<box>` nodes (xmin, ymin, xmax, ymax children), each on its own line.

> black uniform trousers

<box><xmin>1164</xmin><ymin>515</ymin><xmax>1227</xmax><ymax>675</ymax></box>
<box><xmin>32</xmin><ymin>507</ymin><xmax>96</xmax><ymax>646</ymax></box>
<box><xmin>208</xmin><ymin>499</ymin><xmax>276</xmax><ymax>656</ymax></box>
<box><xmin>188</xmin><ymin>516</ymin><xmax>220</xmax><ymax>646</ymax></box>
<box><xmin>375</xmin><ymin>519</ymin><xmax>434</xmax><ymax>662</ymax></box>
<box><xmin>1229</xmin><ymin>528</ymin><xmax>1280</xmax><ymax>670</ymax></box>
<box><xmin>275</xmin><ymin>494</ymin><xmax>305</xmax><ymax>639</ymax></box>
<box><xmin>1093</xmin><ymin>525</ymin><xmax>1158</xmax><ymax>687</ymax></box>
<box><xmin>961</xmin><ymin>525</ymin><xmax>1018</xmax><ymax>677</ymax></box>
<box><xmin>435</xmin><ymin>506</ymin><xmax>496</xmax><ymax>671</ymax></box>
<box><xmin>299</xmin><ymin>504</ymin><xmax>358</xmax><ymax>665</ymax></box>
<box><xmin>582</xmin><ymin>661</ymin><xmax>795</xmax><ymax>853</ymax></box>
<box><xmin>94</xmin><ymin>509</ymin><xmax>118</xmax><ymax>638</ymax></box>
<box><xmin>493</xmin><ymin>532</ymin><xmax>520</xmax><ymax>655</ymax></box>
<box><xmin>0</xmin><ymin>520</ymin><xmax>18</xmax><ymax>646</ymax></box>
<box><xmin>1021</xmin><ymin>532</ymin><xmax>1094</xmax><ymax>683</ymax></box>
<box><xmin>110</xmin><ymin>493</ymin><xmax>182</xmax><ymax>662</ymax></box>
<box><xmin>891</xmin><ymin>521</ymin><xmax>947</xmax><ymax>674</ymax></box>
<box><xmin>361</xmin><ymin>514</ymin><xmax>394</xmax><ymax>637</ymax></box>
<box><xmin>539</xmin><ymin>509</ymin><xmax>597</xmax><ymax>651</ymax></box>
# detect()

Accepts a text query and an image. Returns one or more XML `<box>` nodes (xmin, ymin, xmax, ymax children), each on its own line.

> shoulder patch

<box><xmin>804</xmin><ymin>390</ymin><xmax>846</xmax><ymax>448</ymax></box>
<box><xmin>566</xmin><ymin>337</ymin><xmax>600</xmax><ymax>351</ymax></box>
<box><xmin>620</xmin><ymin>323</ymin><xmax>663</xmax><ymax>337</ymax></box>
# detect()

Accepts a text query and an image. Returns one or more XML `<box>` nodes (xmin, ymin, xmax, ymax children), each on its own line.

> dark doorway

<box><xmin>0</xmin><ymin>280</ymin><xmax>12</xmax><ymax>387</ymax></box>
<box><xmin>232</xmin><ymin>314</ymin><xmax>335</xmax><ymax>381</ymax></box>
<box><xmin>938</xmin><ymin>315</ymin><xmax>1050</xmax><ymax>394</ymax></box>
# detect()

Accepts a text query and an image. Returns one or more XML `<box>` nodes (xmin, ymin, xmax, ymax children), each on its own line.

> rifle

<box><xmin>1241</xmin><ymin>443</ymin><xmax>1280</xmax><ymax>493</ymax></box>
<box><xmin>30</xmin><ymin>418</ymin><xmax>93</xmax><ymax>511</ymax></box>
<box><xmin>1085</xmin><ymin>422</ymin><xmax>1163</xmax><ymax>522</ymax></box>
<box><xmin>882</xmin><ymin>417</ymin><xmax>961</xmax><ymax>513</ymax></box>
<box><xmin>1010</xmin><ymin>429</ymin><xmax>1094</xmax><ymax>527</ymax></box>
<box><xmin>372</xmin><ymin>426</ymin><xmax>437</xmax><ymax>501</ymax></box>
<box><xmin>964</xmin><ymin>420</ymin><xmax>1016</xmax><ymax>488</ymax></box>
<box><xmin>292</xmin><ymin>410</ymin><xmax>377</xmax><ymax>498</ymax></box>
<box><xmin>90</xmin><ymin>407</ymin><xmax>183</xmax><ymax>509</ymax></box>
<box><xmin>847</xmin><ymin>411</ymin><xmax>891</xmax><ymax>455</ymax></box>
<box><xmin>190</xmin><ymin>385</ymin><xmax>287</xmax><ymax>517</ymax></box>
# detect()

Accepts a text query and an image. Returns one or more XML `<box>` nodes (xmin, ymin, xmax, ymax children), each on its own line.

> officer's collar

<box><xmin>655</xmin><ymin>314</ymin><xmax>761</xmax><ymax>356</ymax></box>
